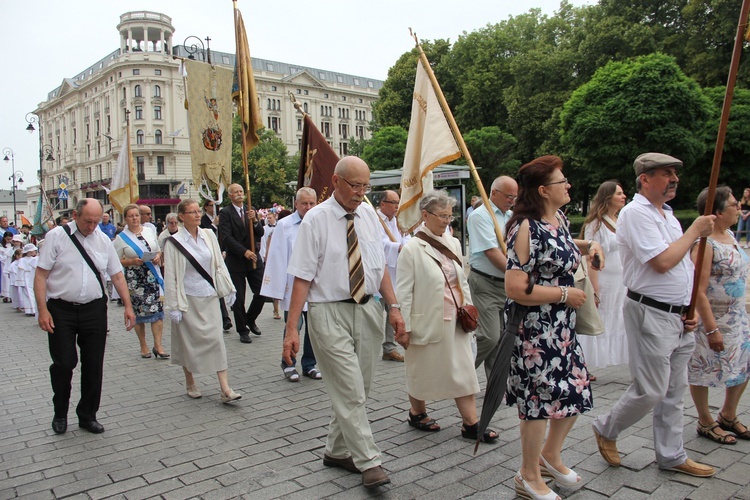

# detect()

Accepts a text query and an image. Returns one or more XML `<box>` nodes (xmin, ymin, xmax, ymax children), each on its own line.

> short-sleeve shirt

<box><xmin>98</xmin><ymin>222</ymin><xmax>117</xmax><ymax>240</ymax></box>
<box><xmin>617</xmin><ymin>193</ymin><xmax>693</xmax><ymax>305</ymax></box>
<box><xmin>467</xmin><ymin>201</ymin><xmax>511</xmax><ymax>278</ymax></box>
<box><xmin>288</xmin><ymin>194</ymin><xmax>385</xmax><ymax>303</ymax></box>
<box><xmin>37</xmin><ymin>222</ymin><xmax>122</xmax><ymax>303</ymax></box>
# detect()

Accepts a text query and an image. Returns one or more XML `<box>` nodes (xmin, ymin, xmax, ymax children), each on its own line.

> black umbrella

<box><xmin>474</xmin><ymin>299</ymin><xmax>528</xmax><ymax>454</ymax></box>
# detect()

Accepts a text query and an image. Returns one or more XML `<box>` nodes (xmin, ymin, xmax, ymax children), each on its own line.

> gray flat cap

<box><xmin>634</xmin><ymin>152</ymin><xmax>683</xmax><ymax>176</ymax></box>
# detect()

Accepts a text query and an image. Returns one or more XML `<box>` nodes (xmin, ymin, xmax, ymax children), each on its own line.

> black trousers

<box><xmin>230</xmin><ymin>269</ymin><xmax>265</xmax><ymax>335</ymax></box>
<box><xmin>47</xmin><ymin>297</ymin><xmax>108</xmax><ymax>423</ymax></box>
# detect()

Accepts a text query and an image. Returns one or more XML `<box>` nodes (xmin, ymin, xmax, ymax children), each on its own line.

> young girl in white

<box><xmin>18</xmin><ymin>244</ymin><xmax>39</xmax><ymax>316</ymax></box>
<box><xmin>8</xmin><ymin>248</ymin><xmax>23</xmax><ymax>311</ymax></box>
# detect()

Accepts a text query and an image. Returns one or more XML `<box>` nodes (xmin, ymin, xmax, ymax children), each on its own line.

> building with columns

<box><xmin>32</xmin><ymin>11</ymin><xmax>382</xmax><ymax>221</ymax></box>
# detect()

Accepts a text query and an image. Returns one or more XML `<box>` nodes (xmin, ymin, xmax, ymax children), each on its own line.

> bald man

<box><xmin>467</xmin><ymin>175</ymin><xmax>517</xmax><ymax>378</ymax></box>
<box><xmin>218</xmin><ymin>183</ymin><xmax>265</xmax><ymax>343</ymax></box>
<box><xmin>283</xmin><ymin>156</ymin><xmax>405</xmax><ymax>489</ymax></box>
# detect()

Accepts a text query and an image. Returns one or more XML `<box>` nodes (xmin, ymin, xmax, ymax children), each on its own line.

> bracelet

<box><xmin>559</xmin><ymin>286</ymin><xmax>568</xmax><ymax>304</ymax></box>
<box><xmin>705</xmin><ymin>327</ymin><xmax>720</xmax><ymax>335</ymax></box>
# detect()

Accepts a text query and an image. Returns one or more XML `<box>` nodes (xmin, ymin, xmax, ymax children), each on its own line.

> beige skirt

<box><xmin>405</xmin><ymin>319</ymin><xmax>479</xmax><ymax>401</ymax></box>
<box><xmin>171</xmin><ymin>294</ymin><xmax>227</xmax><ymax>374</ymax></box>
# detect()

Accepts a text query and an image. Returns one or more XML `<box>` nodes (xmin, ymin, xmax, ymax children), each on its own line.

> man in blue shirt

<box><xmin>0</xmin><ymin>216</ymin><xmax>18</xmax><ymax>235</ymax></box>
<box><xmin>98</xmin><ymin>213</ymin><xmax>117</xmax><ymax>240</ymax></box>
<box><xmin>466</xmin><ymin>176</ymin><xmax>517</xmax><ymax>378</ymax></box>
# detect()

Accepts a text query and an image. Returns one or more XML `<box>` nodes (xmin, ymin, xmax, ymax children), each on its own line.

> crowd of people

<box><xmin>2</xmin><ymin>150</ymin><xmax>749</xmax><ymax>495</ymax></box>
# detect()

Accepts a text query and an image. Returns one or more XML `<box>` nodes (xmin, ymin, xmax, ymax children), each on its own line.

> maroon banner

<box><xmin>297</xmin><ymin>115</ymin><xmax>339</xmax><ymax>203</ymax></box>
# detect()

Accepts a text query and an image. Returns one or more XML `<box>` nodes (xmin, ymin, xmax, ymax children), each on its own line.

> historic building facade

<box><xmin>33</xmin><ymin>11</ymin><xmax>382</xmax><ymax>221</ymax></box>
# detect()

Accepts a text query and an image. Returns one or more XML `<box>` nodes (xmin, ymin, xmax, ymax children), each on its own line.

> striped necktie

<box><xmin>345</xmin><ymin>213</ymin><xmax>365</xmax><ymax>303</ymax></box>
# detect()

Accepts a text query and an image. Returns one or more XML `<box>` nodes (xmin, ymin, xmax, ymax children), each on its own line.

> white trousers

<box><xmin>307</xmin><ymin>299</ymin><xmax>385</xmax><ymax>471</ymax></box>
<box><xmin>593</xmin><ymin>299</ymin><xmax>695</xmax><ymax>468</ymax></box>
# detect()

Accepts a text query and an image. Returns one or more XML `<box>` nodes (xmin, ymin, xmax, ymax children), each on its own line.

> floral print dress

<box><xmin>688</xmin><ymin>234</ymin><xmax>750</xmax><ymax>388</ymax></box>
<box><xmin>504</xmin><ymin>212</ymin><xmax>593</xmax><ymax>420</ymax></box>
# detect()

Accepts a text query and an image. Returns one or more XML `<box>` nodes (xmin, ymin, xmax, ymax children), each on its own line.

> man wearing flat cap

<box><xmin>592</xmin><ymin>152</ymin><xmax>717</xmax><ymax>477</ymax></box>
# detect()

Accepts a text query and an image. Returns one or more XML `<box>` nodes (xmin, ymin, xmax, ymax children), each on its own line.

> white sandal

<box><xmin>540</xmin><ymin>455</ymin><xmax>581</xmax><ymax>486</ymax></box>
<box><xmin>186</xmin><ymin>385</ymin><xmax>202</xmax><ymax>399</ymax></box>
<box><xmin>515</xmin><ymin>472</ymin><xmax>560</xmax><ymax>500</ymax></box>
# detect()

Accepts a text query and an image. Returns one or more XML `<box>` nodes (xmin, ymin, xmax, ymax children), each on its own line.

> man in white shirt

<box><xmin>35</xmin><ymin>199</ymin><xmax>135</xmax><ymax>435</ymax></box>
<box><xmin>283</xmin><ymin>156</ymin><xmax>404</xmax><ymax>489</ymax></box>
<box><xmin>261</xmin><ymin>187</ymin><xmax>321</xmax><ymax>381</ymax></box>
<box><xmin>592</xmin><ymin>152</ymin><xmax>716</xmax><ymax>478</ymax></box>
<box><xmin>376</xmin><ymin>190</ymin><xmax>409</xmax><ymax>362</ymax></box>
<box><xmin>466</xmin><ymin>176</ymin><xmax>517</xmax><ymax>378</ymax></box>
<box><xmin>139</xmin><ymin>205</ymin><xmax>157</xmax><ymax>232</ymax></box>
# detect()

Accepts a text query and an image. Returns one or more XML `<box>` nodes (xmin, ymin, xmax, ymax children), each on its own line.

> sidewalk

<box><xmin>0</xmin><ymin>299</ymin><xmax>749</xmax><ymax>499</ymax></box>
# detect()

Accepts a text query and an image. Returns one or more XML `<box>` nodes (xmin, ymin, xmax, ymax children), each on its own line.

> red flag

<box><xmin>298</xmin><ymin>115</ymin><xmax>339</xmax><ymax>203</ymax></box>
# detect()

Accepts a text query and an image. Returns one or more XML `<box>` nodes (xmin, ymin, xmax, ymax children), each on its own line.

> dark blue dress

<box><xmin>504</xmin><ymin>212</ymin><xmax>593</xmax><ymax>420</ymax></box>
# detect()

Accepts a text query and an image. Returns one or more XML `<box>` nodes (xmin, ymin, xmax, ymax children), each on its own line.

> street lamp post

<box><xmin>2</xmin><ymin>148</ymin><xmax>24</xmax><ymax>227</ymax></box>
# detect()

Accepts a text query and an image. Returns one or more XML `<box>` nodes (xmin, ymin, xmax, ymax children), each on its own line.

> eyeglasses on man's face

<box><xmin>339</xmin><ymin>177</ymin><xmax>372</xmax><ymax>194</ymax></box>
<box><xmin>492</xmin><ymin>189</ymin><xmax>517</xmax><ymax>201</ymax></box>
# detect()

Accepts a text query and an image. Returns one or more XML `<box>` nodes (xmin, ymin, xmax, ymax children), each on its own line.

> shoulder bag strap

<box><xmin>165</xmin><ymin>236</ymin><xmax>215</xmax><ymax>290</ymax></box>
<box><xmin>414</xmin><ymin>231</ymin><xmax>464</xmax><ymax>307</ymax></box>
<box><xmin>62</xmin><ymin>225</ymin><xmax>106</xmax><ymax>296</ymax></box>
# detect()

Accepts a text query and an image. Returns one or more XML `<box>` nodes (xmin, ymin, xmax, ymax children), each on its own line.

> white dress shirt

<box><xmin>377</xmin><ymin>208</ymin><xmax>410</xmax><ymax>295</ymax></box>
<box><xmin>617</xmin><ymin>193</ymin><xmax>694</xmax><ymax>305</ymax></box>
<box><xmin>172</xmin><ymin>229</ymin><xmax>215</xmax><ymax>297</ymax></box>
<box><xmin>260</xmin><ymin>211</ymin><xmax>306</xmax><ymax>311</ymax></box>
<box><xmin>288</xmin><ymin>195</ymin><xmax>385</xmax><ymax>303</ymax></box>
<box><xmin>37</xmin><ymin>222</ymin><xmax>122</xmax><ymax>303</ymax></box>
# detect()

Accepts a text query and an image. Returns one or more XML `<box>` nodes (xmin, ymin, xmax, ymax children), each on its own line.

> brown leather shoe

<box><xmin>362</xmin><ymin>466</ymin><xmax>390</xmax><ymax>489</ymax></box>
<box><xmin>666</xmin><ymin>458</ymin><xmax>716</xmax><ymax>478</ymax></box>
<box><xmin>382</xmin><ymin>351</ymin><xmax>404</xmax><ymax>362</ymax></box>
<box><xmin>323</xmin><ymin>454</ymin><xmax>360</xmax><ymax>474</ymax></box>
<box><xmin>593</xmin><ymin>426</ymin><xmax>620</xmax><ymax>466</ymax></box>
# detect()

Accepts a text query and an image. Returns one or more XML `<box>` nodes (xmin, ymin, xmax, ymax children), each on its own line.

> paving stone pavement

<box><xmin>1</xmin><ymin>297</ymin><xmax>749</xmax><ymax>499</ymax></box>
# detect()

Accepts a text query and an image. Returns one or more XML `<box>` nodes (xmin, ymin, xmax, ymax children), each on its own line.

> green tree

<box><xmin>371</xmin><ymin>39</ymin><xmax>452</xmax><ymax>130</ymax></box>
<box><xmin>460</xmin><ymin>126</ymin><xmax>521</xmax><ymax>188</ymax></box>
<box><xmin>231</xmin><ymin>121</ymin><xmax>295</xmax><ymax>207</ymax></box>
<box><xmin>559</xmin><ymin>53</ymin><xmax>711</xmax><ymax>206</ymax></box>
<box><xmin>347</xmin><ymin>135</ymin><xmax>369</xmax><ymax>157</ymax></box>
<box><xmin>361</xmin><ymin>126</ymin><xmax>408</xmax><ymax>170</ymax></box>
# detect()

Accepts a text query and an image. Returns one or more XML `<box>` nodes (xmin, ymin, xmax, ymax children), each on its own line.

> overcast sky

<box><xmin>0</xmin><ymin>0</ymin><xmax>589</xmax><ymax>190</ymax></box>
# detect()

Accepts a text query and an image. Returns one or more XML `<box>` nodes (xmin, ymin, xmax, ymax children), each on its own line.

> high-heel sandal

<box><xmin>717</xmin><ymin>412</ymin><xmax>750</xmax><ymax>440</ymax></box>
<box><xmin>515</xmin><ymin>472</ymin><xmax>560</xmax><ymax>500</ymax></box>
<box><xmin>461</xmin><ymin>421</ymin><xmax>499</xmax><ymax>443</ymax></box>
<box><xmin>407</xmin><ymin>411</ymin><xmax>440</xmax><ymax>432</ymax></box>
<box><xmin>152</xmin><ymin>347</ymin><xmax>170</xmax><ymax>359</ymax></box>
<box><xmin>539</xmin><ymin>455</ymin><xmax>581</xmax><ymax>486</ymax></box>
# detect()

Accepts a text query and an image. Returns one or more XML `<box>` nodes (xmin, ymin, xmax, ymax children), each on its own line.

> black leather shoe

<box><xmin>79</xmin><ymin>420</ymin><xmax>105</xmax><ymax>434</ymax></box>
<box><xmin>249</xmin><ymin>322</ymin><xmax>262</xmax><ymax>336</ymax></box>
<box><xmin>239</xmin><ymin>333</ymin><xmax>252</xmax><ymax>344</ymax></box>
<box><xmin>223</xmin><ymin>319</ymin><xmax>233</xmax><ymax>331</ymax></box>
<box><xmin>52</xmin><ymin>417</ymin><xmax>67</xmax><ymax>434</ymax></box>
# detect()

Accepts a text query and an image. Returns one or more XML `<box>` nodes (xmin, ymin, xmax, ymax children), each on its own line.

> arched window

<box><xmin>154</xmin><ymin>129</ymin><xmax>162</xmax><ymax>144</ymax></box>
<box><xmin>154</xmin><ymin>85</ymin><xmax>161</xmax><ymax>97</ymax></box>
<box><xmin>136</xmin><ymin>129</ymin><xmax>144</xmax><ymax>144</ymax></box>
<box><xmin>134</xmin><ymin>85</ymin><xmax>142</xmax><ymax>97</ymax></box>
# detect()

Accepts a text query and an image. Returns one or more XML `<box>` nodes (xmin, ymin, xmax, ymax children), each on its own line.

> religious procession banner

<box><xmin>184</xmin><ymin>59</ymin><xmax>234</xmax><ymax>200</ymax></box>
<box><xmin>297</xmin><ymin>115</ymin><xmax>339</xmax><ymax>204</ymax></box>
<box><xmin>109</xmin><ymin>135</ymin><xmax>138</xmax><ymax>213</ymax></box>
<box><xmin>397</xmin><ymin>61</ymin><xmax>461</xmax><ymax>233</ymax></box>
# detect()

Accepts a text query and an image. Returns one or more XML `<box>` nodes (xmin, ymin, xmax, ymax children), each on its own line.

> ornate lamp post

<box><xmin>2</xmin><ymin>148</ymin><xmax>24</xmax><ymax>227</ymax></box>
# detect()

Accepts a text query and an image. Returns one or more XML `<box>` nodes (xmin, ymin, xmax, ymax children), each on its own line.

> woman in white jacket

<box><xmin>395</xmin><ymin>190</ymin><xmax>498</xmax><ymax>443</ymax></box>
<box><xmin>163</xmin><ymin>199</ymin><xmax>240</xmax><ymax>403</ymax></box>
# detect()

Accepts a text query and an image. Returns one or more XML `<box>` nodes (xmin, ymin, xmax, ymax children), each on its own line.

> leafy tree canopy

<box><xmin>361</xmin><ymin>126</ymin><xmax>408</xmax><ymax>171</ymax></box>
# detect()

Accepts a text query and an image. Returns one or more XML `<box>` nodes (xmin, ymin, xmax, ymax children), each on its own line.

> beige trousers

<box><xmin>307</xmin><ymin>299</ymin><xmax>385</xmax><ymax>471</ymax></box>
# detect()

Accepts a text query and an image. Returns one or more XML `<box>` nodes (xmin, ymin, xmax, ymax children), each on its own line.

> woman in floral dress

<box><xmin>689</xmin><ymin>186</ymin><xmax>750</xmax><ymax>444</ymax></box>
<box><xmin>505</xmin><ymin>156</ymin><xmax>601</xmax><ymax>500</ymax></box>
<box><xmin>114</xmin><ymin>204</ymin><xmax>167</xmax><ymax>359</ymax></box>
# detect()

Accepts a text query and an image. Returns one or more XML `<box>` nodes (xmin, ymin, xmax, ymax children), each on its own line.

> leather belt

<box><xmin>339</xmin><ymin>295</ymin><xmax>372</xmax><ymax>305</ymax></box>
<box><xmin>470</xmin><ymin>267</ymin><xmax>504</xmax><ymax>282</ymax></box>
<box><xmin>48</xmin><ymin>297</ymin><xmax>106</xmax><ymax>307</ymax></box>
<box><xmin>626</xmin><ymin>290</ymin><xmax>688</xmax><ymax>315</ymax></box>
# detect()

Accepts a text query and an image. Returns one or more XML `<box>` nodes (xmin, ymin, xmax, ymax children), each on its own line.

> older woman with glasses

<box><xmin>164</xmin><ymin>199</ymin><xmax>240</xmax><ymax>403</ymax></box>
<box><xmin>158</xmin><ymin>213</ymin><xmax>180</xmax><ymax>250</ymax></box>
<box><xmin>395</xmin><ymin>190</ymin><xmax>498</xmax><ymax>443</ymax></box>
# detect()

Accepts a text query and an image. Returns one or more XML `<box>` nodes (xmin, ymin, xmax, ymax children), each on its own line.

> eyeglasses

<box><xmin>544</xmin><ymin>178</ymin><xmax>568</xmax><ymax>186</ymax></box>
<box><xmin>183</xmin><ymin>211</ymin><xmax>201</xmax><ymax>216</ymax></box>
<box><xmin>493</xmin><ymin>189</ymin><xmax>517</xmax><ymax>201</ymax></box>
<box><xmin>339</xmin><ymin>177</ymin><xmax>372</xmax><ymax>194</ymax></box>
<box><xmin>427</xmin><ymin>211</ymin><xmax>455</xmax><ymax>222</ymax></box>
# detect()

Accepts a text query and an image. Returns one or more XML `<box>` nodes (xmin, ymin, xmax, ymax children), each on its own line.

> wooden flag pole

<box><xmin>410</xmin><ymin>29</ymin><xmax>506</xmax><ymax>253</ymax></box>
<box><xmin>688</xmin><ymin>0</ymin><xmax>750</xmax><ymax>319</ymax></box>
<box><xmin>233</xmin><ymin>0</ymin><xmax>256</xmax><ymax>268</ymax></box>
